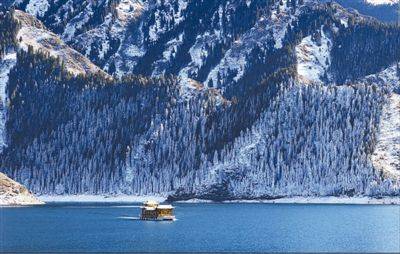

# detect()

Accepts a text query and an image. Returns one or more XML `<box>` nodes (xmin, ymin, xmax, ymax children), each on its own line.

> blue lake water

<box><xmin>1</xmin><ymin>203</ymin><xmax>399</xmax><ymax>252</ymax></box>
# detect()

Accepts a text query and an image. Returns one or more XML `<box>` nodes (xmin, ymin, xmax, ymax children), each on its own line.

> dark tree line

<box><xmin>0</xmin><ymin>8</ymin><xmax>19</xmax><ymax>58</ymax></box>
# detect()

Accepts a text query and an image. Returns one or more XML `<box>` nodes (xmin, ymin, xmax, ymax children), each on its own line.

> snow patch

<box><xmin>372</xmin><ymin>93</ymin><xmax>400</xmax><ymax>178</ymax></box>
<box><xmin>270</xmin><ymin>0</ymin><xmax>293</xmax><ymax>49</ymax></box>
<box><xmin>204</xmin><ymin>44</ymin><xmax>249</xmax><ymax>89</ymax></box>
<box><xmin>177</xmin><ymin>33</ymin><xmax>214</xmax><ymax>89</ymax></box>
<box><xmin>62</xmin><ymin>3</ymin><xmax>94</xmax><ymax>42</ymax></box>
<box><xmin>224</xmin><ymin>196</ymin><xmax>400</xmax><ymax>204</ymax></box>
<box><xmin>174</xmin><ymin>0</ymin><xmax>188</xmax><ymax>24</ymax></box>
<box><xmin>148</xmin><ymin>0</ymin><xmax>188</xmax><ymax>42</ymax></box>
<box><xmin>0</xmin><ymin>52</ymin><xmax>16</xmax><ymax>151</ymax></box>
<box><xmin>26</xmin><ymin>0</ymin><xmax>49</xmax><ymax>17</ymax></box>
<box><xmin>204</xmin><ymin>0</ymin><xmax>306</xmax><ymax>89</ymax></box>
<box><xmin>296</xmin><ymin>27</ymin><xmax>332</xmax><ymax>84</ymax></box>
<box><xmin>98</xmin><ymin>40</ymin><xmax>109</xmax><ymax>60</ymax></box>
<box><xmin>340</xmin><ymin>18</ymin><xmax>349</xmax><ymax>28</ymax></box>
<box><xmin>176</xmin><ymin>198</ymin><xmax>214</xmax><ymax>203</ymax></box>
<box><xmin>116</xmin><ymin>0</ymin><xmax>144</xmax><ymax>22</ymax></box>
<box><xmin>363</xmin><ymin>65</ymin><xmax>399</xmax><ymax>91</ymax></box>
<box><xmin>153</xmin><ymin>33</ymin><xmax>184</xmax><ymax>76</ymax></box>
<box><xmin>365</xmin><ymin>0</ymin><xmax>398</xmax><ymax>6</ymax></box>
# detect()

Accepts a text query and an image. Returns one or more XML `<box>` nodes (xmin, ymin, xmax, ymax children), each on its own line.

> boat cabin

<box><xmin>140</xmin><ymin>201</ymin><xmax>175</xmax><ymax>220</ymax></box>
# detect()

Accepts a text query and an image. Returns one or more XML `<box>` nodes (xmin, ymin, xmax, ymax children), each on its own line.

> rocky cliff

<box><xmin>0</xmin><ymin>172</ymin><xmax>44</xmax><ymax>205</ymax></box>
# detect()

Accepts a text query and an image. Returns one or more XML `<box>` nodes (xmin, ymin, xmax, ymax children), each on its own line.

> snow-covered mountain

<box><xmin>14</xmin><ymin>10</ymin><xmax>108</xmax><ymax>76</ymax></box>
<box><xmin>0</xmin><ymin>0</ymin><xmax>399</xmax><ymax>200</ymax></box>
<box><xmin>320</xmin><ymin>0</ymin><xmax>398</xmax><ymax>24</ymax></box>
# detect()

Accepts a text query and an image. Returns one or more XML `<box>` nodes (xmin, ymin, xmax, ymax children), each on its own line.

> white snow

<box><xmin>116</xmin><ymin>0</ymin><xmax>144</xmax><ymax>22</ymax></box>
<box><xmin>149</xmin><ymin>0</ymin><xmax>188</xmax><ymax>42</ymax></box>
<box><xmin>176</xmin><ymin>199</ymin><xmax>214</xmax><ymax>203</ymax></box>
<box><xmin>365</xmin><ymin>0</ymin><xmax>398</xmax><ymax>5</ymax></box>
<box><xmin>177</xmin><ymin>33</ymin><xmax>213</xmax><ymax>89</ymax></box>
<box><xmin>246</xmin><ymin>0</ymin><xmax>252</xmax><ymax>7</ymax></box>
<box><xmin>204</xmin><ymin>0</ymin><xmax>306</xmax><ymax>89</ymax></box>
<box><xmin>329</xmin><ymin>2</ymin><xmax>367</xmax><ymax>29</ymax></box>
<box><xmin>204</xmin><ymin>46</ymin><xmax>249</xmax><ymax>89</ymax></box>
<box><xmin>173</xmin><ymin>0</ymin><xmax>188</xmax><ymax>24</ymax></box>
<box><xmin>102</xmin><ymin>1</ymin><xmax>146</xmax><ymax>76</ymax></box>
<box><xmin>296</xmin><ymin>27</ymin><xmax>331</xmax><ymax>84</ymax></box>
<box><xmin>26</xmin><ymin>0</ymin><xmax>49</xmax><ymax>17</ymax></box>
<box><xmin>0</xmin><ymin>52</ymin><xmax>17</xmax><ymax>151</ymax></box>
<box><xmin>139</xmin><ymin>196</ymin><xmax>400</xmax><ymax>204</ymax></box>
<box><xmin>98</xmin><ymin>40</ymin><xmax>109</xmax><ymax>60</ymax></box>
<box><xmin>223</xmin><ymin>196</ymin><xmax>400</xmax><ymax>204</ymax></box>
<box><xmin>152</xmin><ymin>33</ymin><xmax>184</xmax><ymax>76</ymax></box>
<box><xmin>372</xmin><ymin>93</ymin><xmax>400</xmax><ymax>178</ymax></box>
<box><xmin>340</xmin><ymin>18</ymin><xmax>349</xmax><ymax>28</ymax></box>
<box><xmin>0</xmin><ymin>52</ymin><xmax>15</xmax><ymax>105</ymax></box>
<box><xmin>39</xmin><ymin>195</ymin><xmax>167</xmax><ymax>203</ymax></box>
<box><xmin>34</xmin><ymin>195</ymin><xmax>400</xmax><ymax>204</ymax></box>
<box><xmin>270</xmin><ymin>0</ymin><xmax>293</xmax><ymax>49</ymax></box>
<box><xmin>125</xmin><ymin>45</ymin><xmax>144</xmax><ymax>58</ymax></box>
<box><xmin>363</xmin><ymin>65</ymin><xmax>399</xmax><ymax>91</ymax></box>
<box><xmin>148</xmin><ymin>9</ymin><xmax>165</xmax><ymax>42</ymax></box>
<box><xmin>62</xmin><ymin>2</ymin><xmax>94</xmax><ymax>42</ymax></box>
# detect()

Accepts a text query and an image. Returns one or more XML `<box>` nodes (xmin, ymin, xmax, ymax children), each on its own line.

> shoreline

<box><xmin>39</xmin><ymin>195</ymin><xmax>167</xmax><ymax>203</ymax></box>
<box><xmin>37</xmin><ymin>195</ymin><xmax>399</xmax><ymax>205</ymax></box>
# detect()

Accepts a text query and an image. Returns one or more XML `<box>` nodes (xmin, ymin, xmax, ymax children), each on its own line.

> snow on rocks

<box><xmin>116</xmin><ymin>0</ymin><xmax>144</xmax><ymax>22</ymax></box>
<box><xmin>82</xmin><ymin>0</ymin><xmax>145</xmax><ymax>76</ymax></box>
<box><xmin>224</xmin><ymin>196</ymin><xmax>400</xmax><ymax>205</ymax></box>
<box><xmin>296</xmin><ymin>27</ymin><xmax>332</xmax><ymax>84</ymax></box>
<box><xmin>25</xmin><ymin>0</ymin><xmax>49</xmax><ymax>17</ymax></box>
<box><xmin>363</xmin><ymin>65</ymin><xmax>399</xmax><ymax>91</ymax></box>
<box><xmin>14</xmin><ymin>10</ymin><xmax>107</xmax><ymax>77</ymax></box>
<box><xmin>62</xmin><ymin>4</ymin><xmax>93</xmax><ymax>42</ymax></box>
<box><xmin>148</xmin><ymin>0</ymin><xmax>188</xmax><ymax>42</ymax></box>
<box><xmin>177</xmin><ymin>32</ymin><xmax>215</xmax><ymax>87</ymax></box>
<box><xmin>0</xmin><ymin>172</ymin><xmax>44</xmax><ymax>206</ymax></box>
<box><xmin>270</xmin><ymin>0</ymin><xmax>292</xmax><ymax>49</ymax></box>
<box><xmin>0</xmin><ymin>52</ymin><xmax>16</xmax><ymax>151</ymax></box>
<box><xmin>372</xmin><ymin>92</ymin><xmax>400</xmax><ymax>178</ymax></box>
<box><xmin>329</xmin><ymin>2</ymin><xmax>370</xmax><ymax>27</ymax></box>
<box><xmin>152</xmin><ymin>33</ymin><xmax>184</xmax><ymax>76</ymax></box>
<box><xmin>365</xmin><ymin>0</ymin><xmax>398</xmax><ymax>6</ymax></box>
<box><xmin>205</xmin><ymin>0</ymin><xmax>309</xmax><ymax>89</ymax></box>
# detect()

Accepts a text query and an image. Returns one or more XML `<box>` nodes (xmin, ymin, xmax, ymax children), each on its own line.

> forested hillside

<box><xmin>321</xmin><ymin>0</ymin><xmax>398</xmax><ymax>24</ymax></box>
<box><xmin>0</xmin><ymin>0</ymin><xmax>399</xmax><ymax>199</ymax></box>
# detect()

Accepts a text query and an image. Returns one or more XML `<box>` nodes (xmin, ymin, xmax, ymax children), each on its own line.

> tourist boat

<box><xmin>140</xmin><ymin>200</ymin><xmax>175</xmax><ymax>221</ymax></box>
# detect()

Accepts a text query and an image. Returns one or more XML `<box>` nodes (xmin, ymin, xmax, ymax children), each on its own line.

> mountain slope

<box><xmin>321</xmin><ymin>0</ymin><xmax>398</xmax><ymax>24</ymax></box>
<box><xmin>0</xmin><ymin>0</ymin><xmax>399</xmax><ymax>200</ymax></box>
<box><xmin>13</xmin><ymin>1</ymin><xmax>400</xmax><ymax>91</ymax></box>
<box><xmin>14</xmin><ymin>10</ymin><xmax>108</xmax><ymax>76</ymax></box>
<box><xmin>0</xmin><ymin>52</ymin><xmax>16</xmax><ymax>151</ymax></box>
<box><xmin>372</xmin><ymin>92</ymin><xmax>400</xmax><ymax>179</ymax></box>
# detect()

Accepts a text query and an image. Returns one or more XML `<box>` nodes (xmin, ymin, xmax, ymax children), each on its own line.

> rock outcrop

<box><xmin>0</xmin><ymin>172</ymin><xmax>44</xmax><ymax>205</ymax></box>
